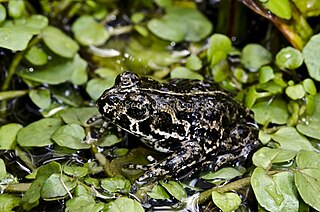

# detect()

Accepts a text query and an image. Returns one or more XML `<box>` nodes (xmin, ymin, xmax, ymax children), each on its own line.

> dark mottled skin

<box><xmin>94</xmin><ymin>71</ymin><xmax>260</xmax><ymax>182</ymax></box>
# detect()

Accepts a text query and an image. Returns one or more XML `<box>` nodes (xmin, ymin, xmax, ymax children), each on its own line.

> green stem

<box><xmin>197</xmin><ymin>177</ymin><xmax>251</xmax><ymax>205</ymax></box>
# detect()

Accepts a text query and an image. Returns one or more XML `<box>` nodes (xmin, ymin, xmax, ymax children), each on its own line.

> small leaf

<box><xmin>0</xmin><ymin>4</ymin><xmax>7</xmax><ymax>24</ymax></box>
<box><xmin>101</xmin><ymin>177</ymin><xmax>131</xmax><ymax>194</ymax></box>
<box><xmin>65</xmin><ymin>195</ymin><xmax>105</xmax><ymax>212</ymax></box>
<box><xmin>252</xmin><ymin>147</ymin><xmax>297</xmax><ymax>169</ymax></box>
<box><xmin>8</xmin><ymin>0</ymin><xmax>25</xmax><ymax>19</ymax></box>
<box><xmin>42</xmin><ymin>26</ymin><xmax>79</xmax><ymax>58</ymax></box>
<box><xmin>275</xmin><ymin>47</ymin><xmax>303</xmax><ymax>69</ymax></box>
<box><xmin>0</xmin><ymin>123</ymin><xmax>23</xmax><ymax>150</ymax></box>
<box><xmin>186</xmin><ymin>54</ymin><xmax>202</xmax><ymax>71</ymax></box>
<box><xmin>52</xmin><ymin>124</ymin><xmax>90</xmax><ymax>150</ymax></box>
<box><xmin>41</xmin><ymin>173</ymin><xmax>77</xmax><ymax>200</ymax></box>
<box><xmin>0</xmin><ymin>159</ymin><xmax>6</xmax><ymax>179</ymax></box>
<box><xmin>97</xmin><ymin>134</ymin><xmax>122</xmax><ymax>147</ymax></box>
<box><xmin>303</xmin><ymin>33</ymin><xmax>320</xmax><ymax>81</ymax></box>
<box><xmin>0</xmin><ymin>27</ymin><xmax>34</xmax><ymax>51</ymax></box>
<box><xmin>302</xmin><ymin>78</ymin><xmax>317</xmax><ymax>95</ymax></box>
<box><xmin>29</xmin><ymin>89</ymin><xmax>51</xmax><ymax>109</ymax></box>
<box><xmin>202</xmin><ymin>167</ymin><xmax>243</xmax><ymax>181</ymax></box>
<box><xmin>0</xmin><ymin>194</ymin><xmax>22</xmax><ymax>212</ymax></box>
<box><xmin>259</xmin><ymin>66</ymin><xmax>275</xmax><ymax>84</ymax></box>
<box><xmin>263</xmin><ymin>0</ymin><xmax>292</xmax><ymax>20</ymax></box>
<box><xmin>207</xmin><ymin>34</ymin><xmax>232</xmax><ymax>67</ymax></box>
<box><xmin>271</xmin><ymin>127</ymin><xmax>314</xmax><ymax>152</ymax></box>
<box><xmin>63</xmin><ymin>165</ymin><xmax>88</xmax><ymax>178</ymax></box>
<box><xmin>147</xmin><ymin>185</ymin><xmax>170</xmax><ymax>199</ymax></box>
<box><xmin>60</xmin><ymin>107</ymin><xmax>99</xmax><ymax>126</ymax></box>
<box><xmin>160</xmin><ymin>180</ymin><xmax>187</xmax><ymax>201</ymax></box>
<box><xmin>106</xmin><ymin>197</ymin><xmax>144</xmax><ymax>212</ymax></box>
<box><xmin>211</xmin><ymin>191</ymin><xmax>241</xmax><ymax>212</ymax></box>
<box><xmin>294</xmin><ymin>151</ymin><xmax>320</xmax><ymax>211</ymax></box>
<box><xmin>72</xmin><ymin>15</ymin><xmax>110</xmax><ymax>46</ymax></box>
<box><xmin>285</xmin><ymin>84</ymin><xmax>306</xmax><ymax>100</ymax></box>
<box><xmin>241</xmin><ymin>44</ymin><xmax>272</xmax><ymax>71</ymax></box>
<box><xmin>170</xmin><ymin>67</ymin><xmax>203</xmax><ymax>80</ymax></box>
<box><xmin>17</xmin><ymin>118</ymin><xmax>62</xmax><ymax>147</ymax></box>
<box><xmin>25</xmin><ymin>46</ymin><xmax>48</xmax><ymax>66</ymax></box>
<box><xmin>86</xmin><ymin>78</ymin><xmax>114</xmax><ymax>101</ymax></box>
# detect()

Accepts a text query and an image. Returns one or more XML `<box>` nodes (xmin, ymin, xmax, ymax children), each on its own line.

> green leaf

<box><xmin>263</xmin><ymin>0</ymin><xmax>292</xmax><ymax>20</ymax></box>
<box><xmin>106</xmin><ymin>197</ymin><xmax>144</xmax><ymax>212</ymax></box>
<box><xmin>259</xmin><ymin>66</ymin><xmax>275</xmax><ymax>84</ymax></box>
<box><xmin>101</xmin><ymin>177</ymin><xmax>131</xmax><ymax>194</ymax></box>
<box><xmin>86</xmin><ymin>78</ymin><xmax>113</xmax><ymax>101</ymax></box>
<box><xmin>186</xmin><ymin>54</ymin><xmax>202</xmax><ymax>71</ymax></box>
<box><xmin>252</xmin><ymin>147</ymin><xmax>297</xmax><ymax>169</ymax></box>
<box><xmin>202</xmin><ymin>167</ymin><xmax>243</xmax><ymax>181</ymax></box>
<box><xmin>14</xmin><ymin>15</ymin><xmax>48</xmax><ymax>31</ymax></box>
<box><xmin>29</xmin><ymin>89</ymin><xmax>51</xmax><ymax>109</ymax></box>
<box><xmin>160</xmin><ymin>180</ymin><xmax>187</xmax><ymax>201</ymax></box>
<box><xmin>41</xmin><ymin>173</ymin><xmax>77</xmax><ymax>200</ymax></box>
<box><xmin>0</xmin><ymin>4</ymin><xmax>7</xmax><ymax>24</ymax></box>
<box><xmin>285</xmin><ymin>84</ymin><xmax>306</xmax><ymax>100</ymax></box>
<box><xmin>170</xmin><ymin>67</ymin><xmax>203</xmax><ymax>80</ymax></box>
<box><xmin>8</xmin><ymin>0</ymin><xmax>25</xmax><ymax>19</ymax></box>
<box><xmin>0</xmin><ymin>194</ymin><xmax>22</xmax><ymax>212</ymax></box>
<box><xmin>251</xmin><ymin>167</ymin><xmax>299</xmax><ymax>212</ymax></box>
<box><xmin>292</xmin><ymin>0</ymin><xmax>320</xmax><ymax>17</ymax></box>
<box><xmin>147</xmin><ymin>185</ymin><xmax>170</xmax><ymax>199</ymax></box>
<box><xmin>17</xmin><ymin>118</ymin><xmax>62</xmax><ymax>147</ymax></box>
<box><xmin>211</xmin><ymin>191</ymin><xmax>242</xmax><ymax>212</ymax></box>
<box><xmin>0</xmin><ymin>159</ymin><xmax>6</xmax><ymax>179</ymax></box>
<box><xmin>63</xmin><ymin>165</ymin><xmax>89</xmax><ymax>178</ymax></box>
<box><xmin>207</xmin><ymin>34</ymin><xmax>232</xmax><ymax>67</ymax></box>
<box><xmin>302</xmin><ymin>78</ymin><xmax>317</xmax><ymax>95</ymax></box>
<box><xmin>294</xmin><ymin>151</ymin><xmax>320</xmax><ymax>211</ymax></box>
<box><xmin>275</xmin><ymin>47</ymin><xmax>303</xmax><ymax>69</ymax></box>
<box><xmin>0</xmin><ymin>90</ymin><xmax>28</xmax><ymax>101</ymax></box>
<box><xmin>147</xmin><ymin>6</ymin><xmax>212</xmax><ymax>42</ymax></box>
<box><xmin>251</xmin><ymin>98</ymin><xmax>289</xmax><ymax>125</ymax></box>
<box><xmin>42</xmin><ymin>26</ymin><xmax>79</xmax><ymax>58</ymax></box>
<box><xmin>0</xmin><ymin>123</ymin><xmax>23</xmax><ymax>150</ymax></box>
<box><xmin>303</xmin><ymin>33</ymin><xmax>320</xmax><ymax>81</ymax></box>
<box><xmin>241</xmin><ymin>44</ymin><xmax>272</xmax><ymax>71</ymax></box>
<box><xmin>0</xmin><ymin>27</ymin><xmax>34</xmax><ymax>51</ymax></box>
<box><xmin>65</xmin><ymin>195</ymin><xmax>105</xmax><ymax>212</ymax></box>
<box><xmin>19</xmin><ymin>54</ymin><xmax>87</xmax><ymax>85</ymax></box>
<box><xmin>271</xmin><ymin>127</ymin><xmax>314</xmax><ymax>152</ymax></box>
<box><xmin>25</xmin><ymin>46</ymin><xmax>48</xmax><ymax>66</ymax></box>
<box><xmin>72</xmin><ymin>15</ymin><xmax>110</xmax><ymax>46</ymax></box>
<box><xmin>52</xmin><ymin>124</ymin><xmax>90</xmax><ymax>149</ymax></box>
<box><xmin>22</xmin><ymin>162</ymin><xmax>61</xmax><ymax>210</ymax></box>
<box><xmin>97</xmin><ymin>134</ymin><xmax>122</xmax><ymax>147</ymax></box>
<box><xmin>60</xmin><ymin>107</ymin><xmax>99</xmax><ymax>126</ymax></box>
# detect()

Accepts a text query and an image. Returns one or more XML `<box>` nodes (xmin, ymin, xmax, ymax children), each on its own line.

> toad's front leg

<box><xmin>136</xmin><ymin>141</ymin><xmax>205</xmax><ymax>183</ymax></box>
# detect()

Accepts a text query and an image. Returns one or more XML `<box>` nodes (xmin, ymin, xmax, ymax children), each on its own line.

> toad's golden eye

<box><xmin>115</xmin><ymin>71</ymin><xmax>140</xmax><ymax>87</ymax></box>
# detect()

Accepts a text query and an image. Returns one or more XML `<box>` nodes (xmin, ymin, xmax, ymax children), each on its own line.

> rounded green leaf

<box><xmin>72</xmin><ymin>15</ymin><xmax>110</xmax><ymax>46</ymax></box>
<box><xmin>17</xmin><ymin>118</ymin><xmax>62</xmax><ymax>147</ymax></box>
<box><xmin>160</xmin><ymin>180</ymin><xmax>187</xmax><ymax>201</ymax></box>
<box><xmin>259</xmin><ymin>66</ymin><xmax>275</xmax><ymax>84</ymax></box>
<box><xmin>186</xmin><ymin>54</ymin><xmax>202</xmax><ymax>71</ymax></box>
<box><xmin>41</xmin><ymin>173</ymin><xmax>77</xmax><ymax>200</ymax></box>
<box><xmin>276</xmin><ymin>47</ymin><xmax>303</xmax><ymax>69</ymax></box>
<box><xmin>251</xmin><ymin>99</ymin><xmax>289</xmax><ymax>125</ymax></box>
<box><xmin>0</xmin><ymin>27</ymin><xmax>34</xmax><ymax>51</ymax></box>
<box><xmin>212</xmin><ymin>191</ymin><xmax>241</xmax><ymax>212</ymax></box>
<box><xmin>170</xmin><ymin>67</ymin><xmax>203</xmax><ymax>80</ymax></box>
<box><xmin>66</xmin><ymin>195</ymin><xmax>105</xmax><ymax>212</ymax></box>
<box><xmin>207</xmin><ymin>34</ymin><xmax>232</xmax><ymax>67</ymax></box>
<box><xmin>107</xmin><ymin>197</ymin><xmax>144</xmax><ymax>212</ymax></box>
<box><xmin>8</xmin><ymin>0</ymin><xmax>25</xmax><ymax>19</ymax></box>
<box><xmin>263</xmin><ymin>0</ymin><xmax>292</xmax><ymax>20</ymax></box>
<box><xmin>86</xmin><ymin>78</ymin><xmax>114</xmax><ymax>101</ymax></box>
<box><xmin>42</xmin><ymin>26</ymin><xmax>79</xmax><ymax>58</ymax></box>
<box><xmin>25</xmin><ymin>46</ymin><xmax>48</xmax><ymax>66</ymax></box>
<box><xmin>60</xmin><ymin>107</ymin><xmax>99</xmax><ymax>126</ymax></box>
<box><xmin>147</xmin><ymin>185</ymin><xmax>170</xmax><ymax>200</ymax></box>
<box><xmin>0</xmin><ymin>194</ymin><xmax>22</xmax><ymax>212</ymax></box>
<box><xmin>29</xmin><ymin>89</ymin><xmax>51</xmax><ymax>109</ymax></box>
<box><xmin>285</xmin><ymin>84</ymin><xmax>306</xmax><ymax>100</ymax></box>
<box><xmin>101</xmin><ymin>177</ymin><xmax>131</xmax><ymax>194</ymax></box>
<box><xmin>251</xmin><ymin>167</ymin><xmax>299</xmax><ymax>211</ymax></box>
<box><xmin>241</xmin><ymin>44</ymin><xmax>272</xmax><ymax>71</ymax></box>
<box><xmin>147</xmin><ymin>6</ymin><xmax>212</xmax><ymax>42</ymax></box>
<box><xmin>302</xmin><ymin>78</ymin><xmax>317</xmax><ymax>95</ymax></box>
<box><xmin>97</xmin><ymin>134</ymin><xmax>122</xmax><ymax>147</ymax></box>
<box><xmin>15</xmin><ymin>15</ymin><xmax>48</xmax><ymax>31</ymax></box>
<box><xmin>52</xmin><ymin>124</ymin><xmax>90</xmax><ymax>149</ymax></box>
<box><xmin>303</xmin><ymin>33</ymin><xmax>320</xmax><ymax>81</ymax></box>
<box><xmin>202</xmin><ymin>167</ymin><xmax>243</xmax><ymax>181</ymax></box>
<box><xmin>0</xmin><ymin>123</ymin><xmax>23</xmax><ymax>150</ymax></box>
<box><xmin>294</xmin><ymin>151</ymin><xmax>320</xmax><ymax>211</ymax></box>
<box><xmin>271</xmin><ymin>127</ymin><xmax>314</xmax><ymax>152</ymax></box>
<box><xmin>63</xmin><ymin>165</ymin><xmax>88</xmax><ymax>178</ymax></box>
<box><xmin>0</xmin><ymin>4</ymin><xmax>6</xmax><ymax>24</ymax></box>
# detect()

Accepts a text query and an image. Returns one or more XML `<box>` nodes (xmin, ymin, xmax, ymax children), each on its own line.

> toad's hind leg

<box><xmin>136</xmin><ymin>141</ymin><xmax>204</xmax><ymax>183</ymax></box>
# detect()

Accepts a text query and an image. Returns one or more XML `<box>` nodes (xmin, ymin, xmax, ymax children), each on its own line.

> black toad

<box><xmin>89</xmin><ymin>71</ymin><xmax>260</xmax><ymax>182</ymax></box>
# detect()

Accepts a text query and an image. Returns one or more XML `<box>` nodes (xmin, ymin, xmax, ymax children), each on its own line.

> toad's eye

<box><xmin>126</xmin><ymin>95</ymin><xmax>150</xmax><ymax>120</ymax></box>
<box><xmin>115</xmin><ymin>71</ymin><xmax>140</xmax><ymax>87</ymax></box>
